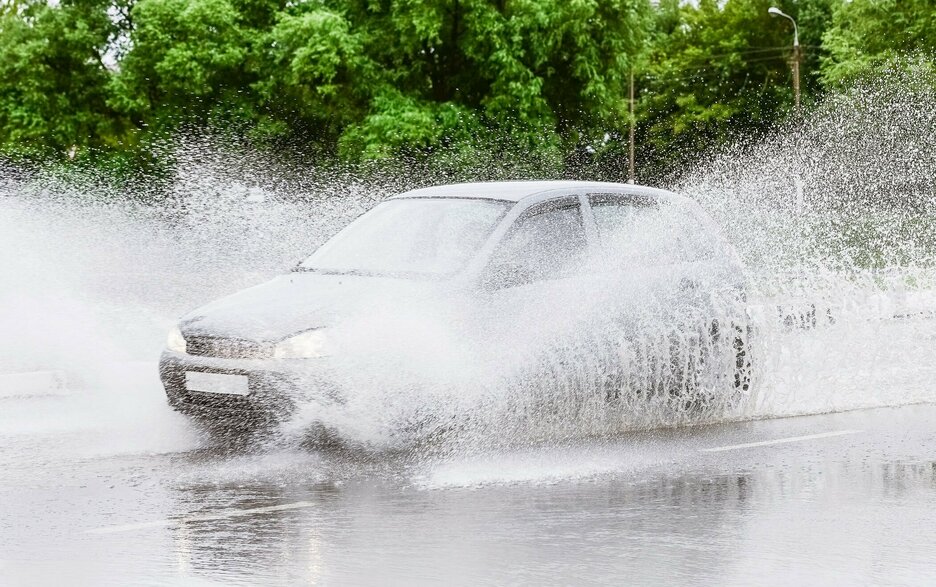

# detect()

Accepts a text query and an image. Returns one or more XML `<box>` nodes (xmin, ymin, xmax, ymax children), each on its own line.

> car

<box><xmin>159</xmin><ymin>181</ymin><xmax>752</xmax><ymax>436</ymax></box>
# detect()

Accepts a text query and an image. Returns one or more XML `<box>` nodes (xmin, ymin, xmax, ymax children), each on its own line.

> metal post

<box><xmin>791</xmin><ymin>44</ymin><xmax>801</xmax><ymax>113</ymax></box>
<box><xmin>628</xmin><ymin>70</ymin><xmax>635</xmax><ymax>184</ymax></box>
<box><xmin>768</xmin><ymin>7</ymin><xmax>801</xmax><ymax>115</ymax></box>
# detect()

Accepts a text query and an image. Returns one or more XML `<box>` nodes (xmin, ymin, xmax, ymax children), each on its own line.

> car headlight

<box><xmin>274</xmin><ymin>329</ymin><xmax>330</xmax><ymax>359</ymax></box>
<box><xmin>167</xmin><ymin>326</ymin><xmax>187</xmax><ymax>353</ymax></box>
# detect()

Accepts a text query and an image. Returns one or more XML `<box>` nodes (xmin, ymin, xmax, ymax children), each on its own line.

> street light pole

<box><xmin>768</xmin><ymin>7</ymin><xmax>801</xmax><ymax>112</ymax></box>
<box><xmin>628</xmin><ymin>70</ymin><xmax>635</xmax><ymax>184</ymax></box>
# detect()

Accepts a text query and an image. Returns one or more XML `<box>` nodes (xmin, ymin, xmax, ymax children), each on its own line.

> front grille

<box><xmin>185</xmin><ymin>336</ymin><xmax>273</xmax><ymax>359</ymax></box>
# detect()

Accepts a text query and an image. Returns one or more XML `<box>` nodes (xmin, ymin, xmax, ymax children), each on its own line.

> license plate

<box><xmin>185</xmin><ymin>371</ymin><xmax>249</xmax><ymax>396</ymax></box>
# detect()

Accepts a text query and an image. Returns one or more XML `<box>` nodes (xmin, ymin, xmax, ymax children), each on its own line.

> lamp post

<box><xmin>768</xmin><ymin>6</ymin><xmax>801</xmax><ymax>112</ymax></box>
<box><xmin>628</xmin><ymin>70</ymin><xmax>635</xmax><ymax>184</ymax></box>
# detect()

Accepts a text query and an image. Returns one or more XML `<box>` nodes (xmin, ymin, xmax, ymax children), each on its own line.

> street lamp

<box><xmin>768</xmin><ymin>6</ymin><xmax>801</xmax><ymax>111</ymax></box>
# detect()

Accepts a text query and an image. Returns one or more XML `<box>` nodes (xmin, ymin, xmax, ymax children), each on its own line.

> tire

<box><xmin>682</xmin><ymin>319</ymin><xmax>752</xmax><ymax>412</ymax></box>
<box><xmin>732</xmin><ymin>322</ymin><xmax>753</xmax><ymax>394</ymax></box>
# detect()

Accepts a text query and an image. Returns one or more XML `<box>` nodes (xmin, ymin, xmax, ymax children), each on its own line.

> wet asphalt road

<box><xmin>2</xmin><ymin>389</ymin><xmax>936</xmax><ymax>587</ymax></box>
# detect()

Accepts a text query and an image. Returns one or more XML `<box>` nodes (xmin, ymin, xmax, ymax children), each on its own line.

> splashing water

<box><xmin>679</xmin><ymin>60</ymin><xmax>936</xmax><ymax>421</ymax></box>
<box><xmin>3</xmin><ymin>64</ymin><xmax>936</xmax><ymax>453</ymax></box>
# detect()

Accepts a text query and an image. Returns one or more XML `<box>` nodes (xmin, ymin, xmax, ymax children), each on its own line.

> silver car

<box><xmin>159</xmin><ymin>181</ymin><xmax>751</xmax><ymax>431</ymax></box>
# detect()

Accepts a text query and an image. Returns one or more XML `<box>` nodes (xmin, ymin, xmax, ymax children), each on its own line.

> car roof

<box><xmin>391</xmin><ymin>181</ymin><xmax>684</xmax><ymax>203</ymax></box>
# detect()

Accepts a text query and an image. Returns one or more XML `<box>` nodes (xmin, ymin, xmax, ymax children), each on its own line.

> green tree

<box><xmin>251</xmin><ymin>4</ymin><xmax>372</xmax><ymax>155</ymax></box>
<box><xmin>0</xmin><ymin>0</ymin><xmax>123</xmax><ymax>157</ymax></box>
<box><xmin>256</xmin><ymin>0</ymin><xmax>654</xmax><ymax>164</ymax></box>
<box><xmin>108</xmin><ymin>0</ymin><xmax>255</xmax><ymax>135</ymax></box>
<box><xmin>636</xmin><ymin>0</ymin><xmax>833</xmax><ymax>180</ymax></box>
<box><xmin>3</xmin><ymin>0</ymin><xmax>886</xmax><ymax>179</ymax></box>
<box><xmin>821</xmin><ymin>0</ymin><xmax>936</xmax><ymax>86</ymax></box>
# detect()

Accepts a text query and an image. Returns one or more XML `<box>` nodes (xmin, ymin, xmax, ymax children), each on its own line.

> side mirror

<box><xmin>481</xmin><ymin>262</ymin><xmax>535</xmax><ymax>290</ymax></box>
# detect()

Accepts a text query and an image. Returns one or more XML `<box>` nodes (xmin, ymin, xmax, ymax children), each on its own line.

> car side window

<box><xmin>589</xmin><ymin>193</ymin><xmax>666</xmax><ymax>265</ymax></box>
<box><xmin>485</xmin><ymin>198</ymin><xmax>588</xmax><ymax>287</ymax></box>
<box><xmin>588</xmin><ymin>193</ymin><xmax>717</xmax><ymax>265</ymax></box>
<box><xmin>675</xmin><ymin>208</ymin><xmax>719</xmax><ymax>262</ymax></box>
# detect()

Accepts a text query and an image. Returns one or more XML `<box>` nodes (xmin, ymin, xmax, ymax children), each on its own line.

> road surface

<box><xmin>2</xmin><ymin>386</ymin><xmax>935</xmax><ymax>586</ymax></box>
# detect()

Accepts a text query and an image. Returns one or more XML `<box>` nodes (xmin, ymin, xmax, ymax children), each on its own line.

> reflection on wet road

<box><xmin>3</xmin><ymin>400</ymin><xmax>936</xmax><ymax>586</ymax></box>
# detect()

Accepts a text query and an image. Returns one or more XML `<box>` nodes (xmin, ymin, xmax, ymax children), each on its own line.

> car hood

<box><xmin>179</xmin><ymin>272</ymin><xmax>449</xmax><ymax>342</ymax></box>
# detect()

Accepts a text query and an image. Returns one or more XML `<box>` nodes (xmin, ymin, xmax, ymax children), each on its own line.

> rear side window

<box><xmin>590</xmin><ymin>193</ymin><xmax>657</xmax><ymax>243</ymax></box>
<box><xmin>588</xmin><ymin>193</ymin><xmax>717</xmax><ymax>265</ymax></box>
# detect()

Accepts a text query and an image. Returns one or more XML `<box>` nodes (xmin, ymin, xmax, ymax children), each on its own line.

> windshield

<box><xmin>298</xmin><ymin>198</ymin><xmax>512</xmax><ymax>278</ymax></box>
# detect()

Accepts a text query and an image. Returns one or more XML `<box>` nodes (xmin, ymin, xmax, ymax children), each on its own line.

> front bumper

<box><xmin>158</xmin><ymin>350</ymin><xmax>339</xmax><ymax>425</ymax></box>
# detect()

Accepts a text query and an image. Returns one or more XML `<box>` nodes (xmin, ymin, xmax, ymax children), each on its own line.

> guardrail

<box><xmin>747</xmin><ymin>266</ymin><xmax>936</xmax><ymax>330</ymax></box>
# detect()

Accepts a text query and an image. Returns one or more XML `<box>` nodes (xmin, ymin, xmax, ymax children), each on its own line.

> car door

<box><xmin>582</xmin><ymin>191</ymin><xmax>679</xmax><ymax>325</ymax></box>
<box><xmin>581</xmin><ymin>191</ymin><xmax>721</xmax><ymax>397</ymax></box>
<box><xmin>585</xmin><ymin>191</ymin><xmax>746</xmax><ymax>396</ymax></box>
<box><xmin>473</xmin><ymin>195</ymin><xmax>597</xmax><ymax>372</ymax></box>
<box><xmin>584</xmin><ymin>191</ymin><xmax>718</xmax><ymax>320</ymax></box>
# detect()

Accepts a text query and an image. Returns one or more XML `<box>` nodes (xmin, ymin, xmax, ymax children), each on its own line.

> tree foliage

<box><xmin>0</xmin><ymin>0</ymin><xmax>122</xmax><ymax>155</ymax></box>
<box><xmin>636</xmin><ymin>0</ymin><xmax>833</xmax><ymax>176</ymax></box>
<box><xmin>0</xmin><ymin>0</ymin><xmax>931</xmax><ymax>179</ymax></box>
<box><xmin>821</xmin><ymin>0</ymin><xmax>936</xmax><ymax>86</ymax></box>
